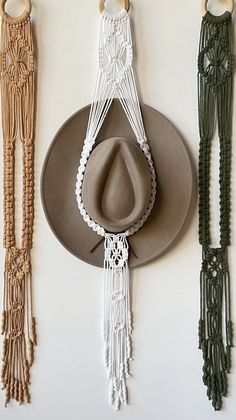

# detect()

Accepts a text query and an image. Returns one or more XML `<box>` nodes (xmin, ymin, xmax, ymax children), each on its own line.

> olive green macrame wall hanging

<box><xmin>198</xmin><ymin>0</ymin><xmax>234</xmax><ymax>411</ymax></box>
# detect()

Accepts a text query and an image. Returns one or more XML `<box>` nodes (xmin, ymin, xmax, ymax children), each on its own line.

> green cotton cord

<box><xmin>197</xmin><ymin>11</ymin><xmax>234</xmax><ymax>411</ymax></box>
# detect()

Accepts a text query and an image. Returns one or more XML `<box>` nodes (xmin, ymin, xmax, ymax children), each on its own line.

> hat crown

<box><xmin>101</xmin><ymin>150</ymin><xmax>135</xmax><ymax>220</ymax></box>
<box><xmin>82</xmin><ymin>137</ymin><xmax>152</xmax><ymax>233</ymax></box>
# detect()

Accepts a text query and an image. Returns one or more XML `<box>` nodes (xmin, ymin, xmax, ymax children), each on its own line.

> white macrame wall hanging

<box><xmin>76</xmin><ymin>1</ymin><xmax>156</xmax><ymax>410</ymax></box>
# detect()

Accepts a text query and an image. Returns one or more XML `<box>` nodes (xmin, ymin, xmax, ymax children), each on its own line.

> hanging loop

<box><xmin>0</xmin><ymin>0</ymin><xmax>31</xmax><ymax>16</ymax></box>
<box><xmin>201</xmin><ymin>0</ymin><xmax>234</xmax><ymax>16</ymax></box>
<box><xmin>99</xmin><ymin>0</ymin><xmax>130</xmax><ymax>13</ymax></box>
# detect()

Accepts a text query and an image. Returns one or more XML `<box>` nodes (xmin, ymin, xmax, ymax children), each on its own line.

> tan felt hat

<box><xmin>41</xmin><ymin>100</ymin><xmax>194</xmax><ymax>268</ymax></box>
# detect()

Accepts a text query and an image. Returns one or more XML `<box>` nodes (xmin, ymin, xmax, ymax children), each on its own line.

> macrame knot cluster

<box><xmin>198</xmin><ymin>15</ymin><xmax>234</xmax><ymax>93</ymax></box>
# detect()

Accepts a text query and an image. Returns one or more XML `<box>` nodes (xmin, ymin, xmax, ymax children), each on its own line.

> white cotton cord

<box><xmin>103</xmin><ymin>234</ymin><xmax>132</xmax><ymax>410</ymax></box>
<box><xmin>75</xmin><ymin>8</ymin><xmax>157</xmax><ymax>410</ymax></box>
<box><xmin>75</xmin><ymin>9</ymin><xmax>156</xmax><ymax>238</ymax></box>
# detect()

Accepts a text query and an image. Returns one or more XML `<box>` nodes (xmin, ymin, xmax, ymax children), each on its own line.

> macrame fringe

<box><xmin>2</xmin><ymin>248</ymin><xmax>36</xmax><ymax>406</ymax></box>
<box><xmin>198</xmin><ymin>246</ymin><xmax>233</xmax><ymax>410</ymax></box>
<box><xmin>103</xmin><ymin>234</ymin><xmax>132</xmax><ymax>410</ymax></box>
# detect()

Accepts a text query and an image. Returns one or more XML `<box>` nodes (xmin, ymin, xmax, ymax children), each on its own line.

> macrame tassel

<box><xmin>2</xmin><ymin>248</ymin><xmax>35</xmax><ymax>406</ymax></box>
<box><xmin>198</xmin><ymin>246</ymin><xmax>233</xmax><ymax>410</ymax></box>
<box><xmin>103</xmin><ymin>234</ymin><xmax>132</xmax><ymax>410</ymax></box>
<box><xmin>0</xmin><ymin>11</ymin><xmax>36</xmax><ymax>404</ymax></box>
<box><xmin>198</xmin><ymin>11</ymin><xmax>234</xmax><ymax>410</ymax></box>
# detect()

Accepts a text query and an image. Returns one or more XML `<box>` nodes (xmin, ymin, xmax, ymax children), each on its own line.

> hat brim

<box><xmin>41</xmin><ymin>100</ymin><xmax>194</xmax><ymax>268</ymax></box>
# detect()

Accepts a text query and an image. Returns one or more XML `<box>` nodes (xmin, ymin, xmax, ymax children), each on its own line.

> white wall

<box><xmin>0</xmin><ymin>0</ymin><xmax>236</xmax><ymax>419</ymax></box>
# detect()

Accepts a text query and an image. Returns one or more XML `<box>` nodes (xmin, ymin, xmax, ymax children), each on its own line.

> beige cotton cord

<box><xmin>0</xmin><ymin>1</ymin><xmax>36</xmax><ymax>405</ymax></box>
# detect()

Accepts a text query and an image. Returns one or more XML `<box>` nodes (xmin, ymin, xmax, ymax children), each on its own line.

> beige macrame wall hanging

<box><xmin>0</xmin><ymin>0</ymin><xmax>36</xmax><ymax>405</ymax></box>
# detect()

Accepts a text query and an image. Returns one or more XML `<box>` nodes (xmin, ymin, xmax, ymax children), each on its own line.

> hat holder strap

<box><xmin>75</xmin><ymin>9</ymin><xmax>156</xmax><ymax>410</ymax></box>
<box><xmin>76</xmin><ymin>10</ymin><xmax>156</xmax><ymax>238</ymax></box>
